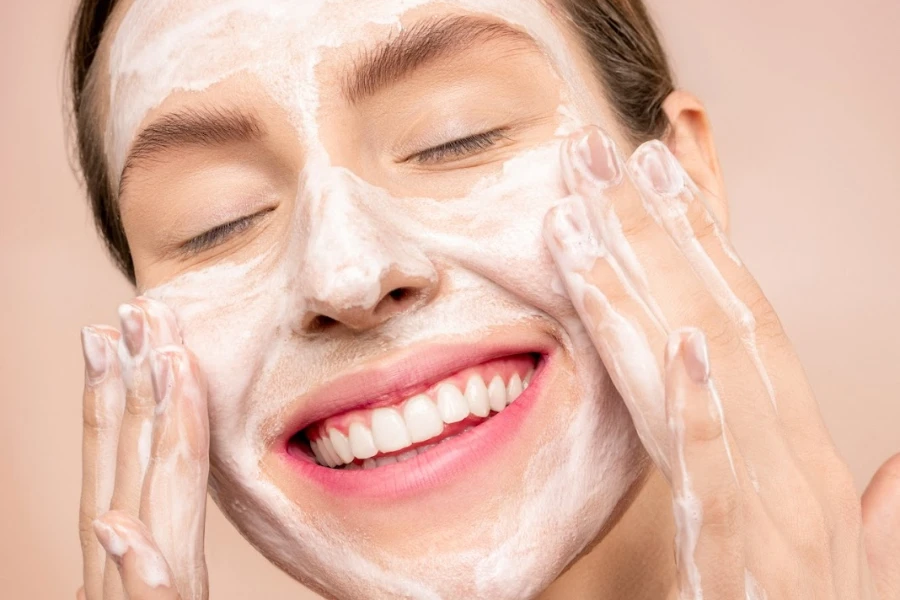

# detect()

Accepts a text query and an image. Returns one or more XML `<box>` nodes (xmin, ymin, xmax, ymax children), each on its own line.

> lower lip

<box><xmin>277</xmin><ymin>354</ymin><xmax>550</xmax><ymax>500</ymax></box>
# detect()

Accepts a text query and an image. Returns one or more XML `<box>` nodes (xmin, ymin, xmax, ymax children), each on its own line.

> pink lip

<box><xmin>273</xmin><ymin>332</ymin><xmax>557</xmax><ymax>500</ymax></box>
<box><xmin>279</xmin><ymin>352</ymin><xmax>550</xmax><ymax>500</ymax></box>
<box><xmin>274</xmin><ymin>333</ymin><xmax>555</xmax><ymax>444</ymax></box>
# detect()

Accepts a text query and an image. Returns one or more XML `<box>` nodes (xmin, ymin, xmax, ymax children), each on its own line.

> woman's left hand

<box><xmin>543</xmin><ymin>126</ymin><xmax>900</xmax><ymax>599</ymax></box>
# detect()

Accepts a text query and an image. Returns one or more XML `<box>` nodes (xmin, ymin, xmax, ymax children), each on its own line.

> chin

<box><xmin>208</xmin><ymin>331</ymin><xmax>644</xmax><ymax>600</ymax></box>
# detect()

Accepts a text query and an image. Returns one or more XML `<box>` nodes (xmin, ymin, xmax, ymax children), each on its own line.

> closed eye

<box><xmin>405</xmin><ymin>129</ymin><xmax>511</xmax><ymax>165</ymax></box>
<box><xmin>180</xmin><ymin>208</ymin><xmax>273</xmax><ymax>255</ymax></box>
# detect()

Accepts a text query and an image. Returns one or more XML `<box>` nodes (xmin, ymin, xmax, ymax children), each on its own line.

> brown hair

<box><xmin>67</xmin><ymin>0</ymin><xmax>674</xmax><ymax>283</ymax></box>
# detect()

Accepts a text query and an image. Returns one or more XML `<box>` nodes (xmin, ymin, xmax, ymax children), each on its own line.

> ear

<box><xmin>661</xmin><ymin>91</ymin><xmax>729</xmax><ymax>231</ymax></box>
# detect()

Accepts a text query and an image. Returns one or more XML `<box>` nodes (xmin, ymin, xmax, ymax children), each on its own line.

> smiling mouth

<box><xmin>287</xmin><ymin>353</ymin><xmax>541</xmax><ymax>470</ymax></box>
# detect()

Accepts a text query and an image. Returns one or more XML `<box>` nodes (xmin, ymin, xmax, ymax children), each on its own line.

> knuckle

<box><xmin>751</xmin><ymin>298</ymin><xmax>784</xmax><ymax>343</ymax></box>
<box><xmin>688</xmin><ymin>202</ymin><xmax>719</xmax><ymax>242</ymax></box>
<box><xmin>700</xmin><ymin>486</ymin><xmax>742</xmax><ymax>536</ymax></box>
<box><xmin>619</xmin><ymin>207</ymin><xmax>656</xmax><ymax>240</ymax></box>
<box><xmin>124</xmin><ymin>397</ymin><xmax>155</xmax><ymax>419</ymax></box>
<box><xmin>689</xmin><ymin>307</ymin><xmax>743</xmax><ymax>364</ymax></box>
<box><xmin>735</xmin><ymin>277</ymin><xmax>786</xmax><ymax>342</ymax></box>
<box><xmin>792</xmin><ymin>500</ymin><xmax>832</xmax><ymax>562</ymax></box>
<box><xmin>78</xmin><ymin>510</ymin><xmax>96</xmax><ymax>544</ymax></box>
<box><xmin>705</xmin><ymin>316</ymin><xmax>741</xmax><ymax>360</ymax></box>
<box><xmin>682</xmin><ymin>399</ymin><xmax>723</xmax><ymax>446</ymax></box>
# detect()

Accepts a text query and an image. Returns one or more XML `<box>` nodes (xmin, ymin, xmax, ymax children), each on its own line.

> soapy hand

<box><xmin>77</xmin><ymin>299</ymin><xmax>209</xmax><ymax>600</ymax></box>
<box><xmin>544</xmin><ymin>126</ymin><xmax>900</xmax><ymax>599</ymax></box>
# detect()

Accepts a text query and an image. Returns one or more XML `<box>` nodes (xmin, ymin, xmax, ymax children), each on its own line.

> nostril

<box><xmin>307</xmin><ymin>314</ymin><xmax>337</xmax><ymax>332</ymax></box>
<box><xmin>389</xmin><ymin>287</ymin><xmax>412</xmax><ymax>302</ymax></box>
<box><xmin>374</xmin><ymin>287</ymin><xmax>419</xmax><ymax>318</ymax></box>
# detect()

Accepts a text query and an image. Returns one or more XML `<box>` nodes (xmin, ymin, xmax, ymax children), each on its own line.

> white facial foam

<box><xmin>108</xmin><ymin>1</ymin><xmax>643</xmax><ymax>598</ymax></box>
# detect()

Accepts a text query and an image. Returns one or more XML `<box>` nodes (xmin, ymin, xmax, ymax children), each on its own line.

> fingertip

<box><xmin>149</xmin><ymin>348</ymin><xmax>175</xmax><ymax>410</ymax></box>
<box><xmin>665</xmin><ymin>328</ymin><xmax>710</xmax><ymax>385</ymax></box>
<box><xmin>152</xmin><ymin>344</ymin><xmax>206</xmax><ymax>401</ymax></box>
<box><xmin>93</xmin><ymin>512</ymin><xmax>130</xmax><ymax>559</ymax></box>
<box><xmin>543</xmin><ymin>195</ymin><xmax>602</xmax><ymax>275</ymax></box>
<box><xmin>559</xmin><ymin>125</ymin><xmax>624</xmax><ymax>196</ymax></box>
<box><xmin>664</xmin><ymin>330</ymin><xmax>688</xmax><ymax>372</ymax></box>
<box><xmin>76</xmin><ymin>586</ymin><xmax>86</xmax><ymax>600</ymax></box>
<box><xmin>118</xmin><ymin>303</ymin><xmax>148</xmax><ymax>358</ymax></box>
<box><xmin>627</xmin><ymin>139</ymin><xmax>685</xmax><ymax>198</ymax></box>
<box><xmin>81</xmin><ymin>327</ymin><xmax>111</xmax><ymax>385</ymax></box>
<box><xmin>148</xmin><ymin>344</ymin><xmax>209</xmax><ymax>455</ymax></box>
<box><xmin>93</xmin><ymin>511</ymin><xmax>176</xmax><ymax>594</ymax></box>
<box><xmin>136</xmin><ymin>297</ymin><xmax>182</xmax><ymax>344</ymax></box>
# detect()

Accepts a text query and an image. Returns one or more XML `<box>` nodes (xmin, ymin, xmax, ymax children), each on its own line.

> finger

<box><xmin>544</xmin><ymin>192</ymin><xmax>671</xmax><ymax>475</ymax></box>
<box><xmin>77</xmin><ymin>587</ymin><xmax>86</xmax><ymax>600</ymax></box>
<box><xmin>79</xmin><ymin>326</ymin><xmax>124</xmax><ymax>600</ymax></box>
<box><xmin>863</xmin><ymin>453</ymin><xmax>900</xmax><ymax>599</ymax></box>
<box><xmin>140</xmin><ymin>346</ymin><xmax>210</xmax><ymax>600</ymax></box>
<box><xmin>94</xmin><ymin>511</ymin><xmax>181</xmax><ymax>600</ymax></box>
<box><xmin>544</xmin><ymin>127</ymin><xmax>758</xmax><ymax>479</ymax></box>
<box><xmin>623</xmin><ymin>140</ymin><xmax>817</xmax><ymax>512</ymax></box>
<box><xmin>106</xmin><ymin>298</ymin><xmax>180</xmax><ymax>599</ymax></box>
<box><xmin>627</xmin><ymin>141</ymin><xmax>834</xmax><ymax>455</ymax></box>
<box><xmin>628</xmin><ymin>143</ymin><xmax>870</xmax><ymax>574</ymax></box>
<box><xmin>666</xmin><ymin>329</ymin><xmax>745</xmax><ymax>600</ymax></box>
<box><xmin>110</xmin><ymin>299</ymin><xmax>181</xmax><ymax>514</ymax></box>
<box><xmin>625</xmin><ymin>141</ymin><xmax>781</xmax><ymax>419</ymax></box>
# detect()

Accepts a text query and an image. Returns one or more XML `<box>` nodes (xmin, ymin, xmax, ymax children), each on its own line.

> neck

<box><xmin>538</xmin><ymin>467</ymin><xmax>675</xmax><ymax>600</ymax></box>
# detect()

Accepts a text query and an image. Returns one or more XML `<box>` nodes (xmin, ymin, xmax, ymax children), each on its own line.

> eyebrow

<box><xmin>119</xmin><ymin>106</ymin><xmax>264</xmax><ymax>195</ymax></box>
<box><xmin>343</xmin><ymin>15</ymin><xmax>540</xmax><ymax>104</ymax></box>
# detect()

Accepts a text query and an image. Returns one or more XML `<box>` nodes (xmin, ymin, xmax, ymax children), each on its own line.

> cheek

<box><xmin>398</xmin><ymin>139</ymin><xmax>578</xmax><ymax>324</ymax></box>
<box><xmin>144</xmin><ymin>255</ymin><xmax>293</xmax><ymax>451</ymax></box>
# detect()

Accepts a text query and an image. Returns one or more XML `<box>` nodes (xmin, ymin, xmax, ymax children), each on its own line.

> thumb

<box><xmin>862</xmin><ymin>453</ymin><xmax>900</xmax><ymax>600</ymax></box>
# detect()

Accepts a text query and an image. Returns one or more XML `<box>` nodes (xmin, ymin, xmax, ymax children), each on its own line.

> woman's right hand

<box><xmin>77</xmin><ymin>298</ymin><xmax>210</xmax><ymax>600</ymax></box>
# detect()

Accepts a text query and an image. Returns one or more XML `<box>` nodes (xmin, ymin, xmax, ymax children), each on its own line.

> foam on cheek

<box><xmin>144</xmin><ymin>131</ymin><xmax>640</xmax><ymax>600</ymax></box>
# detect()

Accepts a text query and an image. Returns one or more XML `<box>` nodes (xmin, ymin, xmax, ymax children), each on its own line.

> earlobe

<box><xmin>661</xmin><ymin>91</ymin><xmax>729</xmax><ymax>231</ymax></box>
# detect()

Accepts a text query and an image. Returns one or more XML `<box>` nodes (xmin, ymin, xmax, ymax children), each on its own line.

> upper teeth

<box><xmin>309</xmin><ymin>369</ymin><xmax>533</xmax><ymax>468</ymax></box>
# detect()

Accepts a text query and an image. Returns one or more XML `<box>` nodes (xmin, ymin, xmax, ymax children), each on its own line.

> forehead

<box><xmin>106</xmin><ymin>0</ymin><xmax>586</xmax><ymax>177</ymax></box>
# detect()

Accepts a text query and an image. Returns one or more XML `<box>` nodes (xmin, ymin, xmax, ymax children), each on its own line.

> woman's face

<box><xmin>102</xmin><ymin>0</ymin><xmax>645</xmax><ymax>597</ymax></box>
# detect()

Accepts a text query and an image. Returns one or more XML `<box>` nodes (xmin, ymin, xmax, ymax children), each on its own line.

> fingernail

<box><xmin>563</xmin><ymin>126</ymin><xmax>622</xmax><ymax>194</ymax></box>
<box><xmin>81</xmin><ymin>327</ymin><xmax>109</xmax><ymax>384</ymax></box>
<box><xmin>682</xmin><ymin>329</ymin><xmax>710</xmax><ymax>384</ymax></box>
<box><xmin>139</xmin><ymin>297</ymin><xmax>182</xmax><ymax>345</ymax></box>
<box><xmin>93</xmin><ymin>518</ymin><xmax>128</xmax><ymax>559</ymax></box>
<box><xmin>150</xmin><ymin>349</ymin><xmax>173</xmax><ymax>409</ymax></box>
<box><xmin>544</xmin><ymin>197</ymin><xmax>603</xmax><ymax>273</ymax></box>
<box><xmin>630</xmin><ymin>140</ymin><xmax>684</xmax><ymax>196</ymax></box>
<box><xmin>118</xmin><ymin>304</ymin><xmax>146</xmax><ymax>358</ymax></box>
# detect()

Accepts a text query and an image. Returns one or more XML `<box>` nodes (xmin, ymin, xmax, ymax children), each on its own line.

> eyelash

<box><xmin>180</xmin><ymin>131</ymin><xmax>507</xmax><ymax>254</ymax></box>
<box><xmin>182</xmin><ymin>210</ymin><xmax>268</xmax><ymax>255</ymax></box>
<box><xmin>408</xmin><ymin>129</ymin><xmax>510</xmax><ymax>165</ymax></box>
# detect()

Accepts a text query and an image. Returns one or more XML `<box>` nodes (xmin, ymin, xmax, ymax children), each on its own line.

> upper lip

<box><xmin>273</xmin><ymin>329</ymin><xmax>555</xmax><ymax>449</ymax></box>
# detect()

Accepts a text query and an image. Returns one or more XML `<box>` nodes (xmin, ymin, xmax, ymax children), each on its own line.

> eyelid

<box><xmin>179</xmin><ymin>207</ymin><xmax>274</xmax><ymax>256</ymax></box>
<box><xmin>403</xmin><ymin>128</ymin><xmax>511</xmax><ymax>165</ymax></box>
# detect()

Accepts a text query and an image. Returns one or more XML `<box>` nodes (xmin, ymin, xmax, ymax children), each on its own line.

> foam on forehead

<box><xmin>106</xmin><ymin>0</ymin><xmax>594</xmax><ymax>181</ymax></box>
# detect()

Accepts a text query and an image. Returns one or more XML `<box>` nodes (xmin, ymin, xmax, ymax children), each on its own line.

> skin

<box><xmin>75</xmin><ymin>0</ymin><xmax>900</xmax><ymax>599</ymax></box>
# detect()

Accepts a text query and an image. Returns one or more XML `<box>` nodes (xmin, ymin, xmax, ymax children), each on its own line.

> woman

<box><xmin>68</xmin><ymin>0</ymin><xmax>900</xmax><ymax>598</ymax></box>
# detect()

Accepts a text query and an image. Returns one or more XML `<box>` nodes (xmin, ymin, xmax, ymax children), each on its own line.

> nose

<box><xmin>298</xmin><ymin>171</ymin><xmax>437</xmax><ymax>333</ymax></box>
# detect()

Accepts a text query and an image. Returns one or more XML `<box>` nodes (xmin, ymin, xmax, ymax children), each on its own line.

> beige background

<box><xmin>1</xmin><ymin>0</ymin><xmax>898</xmax><ymax>598</ymax></box>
